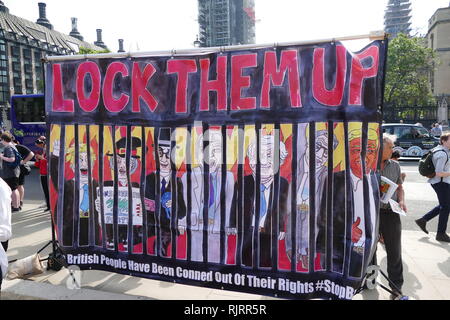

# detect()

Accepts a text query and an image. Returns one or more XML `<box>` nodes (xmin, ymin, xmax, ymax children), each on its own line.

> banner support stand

<box><xmin>357</xmin><ymin>265</ymin><xmax>409</xmax><ymax>300</ymax></box>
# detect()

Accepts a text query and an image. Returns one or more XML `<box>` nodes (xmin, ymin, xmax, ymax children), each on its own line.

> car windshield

<box><xmin>391</xmin><ymin>126</ymin><xmax>430</xmax><ymax>140</ymax></box>
<box><xmin>417</xmin><ymin>127</ymin><xmax>431</xmax><ymax>138</ymax></box>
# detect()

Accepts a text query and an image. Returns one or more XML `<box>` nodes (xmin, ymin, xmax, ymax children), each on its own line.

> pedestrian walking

<box><xmin>374</xmin><ymin>133</ymin><xmax>407</xmax><ymax>300</ymax></box>
<box><xmin>13</xmin><ymin>138</ymin><xmax>34</xmax><ymax>210</ymax></box>
<box><xmin>34</xmin><ymin>137</ymin><xmax>49</xmax><ymax>211</ymax></box>
<box><xmin>415</xmin><ymin>132</ymin><xmax>450</xmax><ymax>242</ymax></box>
<box><xmin>0</xmin><ymin>177</ymin><xmax>12</xmax><ymax>292</ymax></box>
<box><xmin>431</xmin><ymin>123</ymin><xmax>442</xmax><ymax>138</ymax></box>
<box><xmin>0</xmin><ymin>132</ymin><xmax>21</xmax><ymax>211</ymax></box>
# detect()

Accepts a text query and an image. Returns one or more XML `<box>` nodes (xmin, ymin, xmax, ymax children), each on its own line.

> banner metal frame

<box><xmin>44</xmin><ymin>31</ymin><xmax>387</xmax><ymax>62</ymax></box>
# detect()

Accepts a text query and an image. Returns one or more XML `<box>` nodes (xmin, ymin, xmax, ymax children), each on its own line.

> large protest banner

<box><xmin>46</xmin><ymin>36</ymin><xmax>386</xmax><ymax>300</ymax></box>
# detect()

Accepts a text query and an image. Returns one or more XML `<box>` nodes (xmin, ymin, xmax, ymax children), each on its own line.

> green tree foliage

<box><xmin>385</xmin><ymin>33</ymin><xmax>436</xmax><ymax>106</ymax></box>
<box><xmin>78</xmin><ymin>47</ymin><xmax>110</xmax><ymax>54</ymax></box>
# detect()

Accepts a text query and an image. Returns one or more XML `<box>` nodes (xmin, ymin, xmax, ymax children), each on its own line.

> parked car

<box><xmin>382</xmin><ymin>123</ymin><xmax>439</xmax><ymax>157</ymax></box>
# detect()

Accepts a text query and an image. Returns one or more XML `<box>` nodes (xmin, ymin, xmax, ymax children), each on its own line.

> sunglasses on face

<box><xmin>158</xmin><ymin>147</ymin><xmax>170</xmax><ymax>159</ymax></box>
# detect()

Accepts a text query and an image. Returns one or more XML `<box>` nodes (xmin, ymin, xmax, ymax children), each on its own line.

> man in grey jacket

<box><xmin>415</xmin><ymin>132</ymin><xmax>450</xmax><ymax>242</ymax></box>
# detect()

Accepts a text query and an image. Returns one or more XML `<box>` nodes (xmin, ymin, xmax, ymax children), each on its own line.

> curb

<box><xmin>1</xmin><ymin>278</ymin><xmax>151</xmax><ymax>300</ymax></box>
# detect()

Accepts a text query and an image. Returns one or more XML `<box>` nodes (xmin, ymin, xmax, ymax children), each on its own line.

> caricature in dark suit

<box><xmin>144</xmin><ymin>128</ymin><xmax>186</xmax><ymax>257</ymax></box>
<box><xmin>364</xmin><ymin>125</ymin><xmax>380</xmax><ymax>267</ymax></box>
<box><xmin>50</xmin><ymin>137</ymin><xmax>101</xmax><ymax>247</ymax></box>
<box><xmin>230</xmin><ymin>135</ymin><xmax>289</xmax><ymax>268</ymax></box>
<box><xmin>347</xmin><ymin>124</ymin><xmax>380</xmax><ymax>278</ymax></box>
<box><xmin>97</xmin><ymin>136</ymin><xmax>144</xmax><ymax>251</ymax></box>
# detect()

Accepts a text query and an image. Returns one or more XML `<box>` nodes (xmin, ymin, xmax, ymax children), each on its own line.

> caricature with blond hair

<box><xmin>347</xmin><ymin>123</ymin><xmax>379</xmax><ymax>278</ymax></box>
<box><xmin>51</xmin><ymin>131</ymin><xmax>101</xmax><ymax>247</ymax></box>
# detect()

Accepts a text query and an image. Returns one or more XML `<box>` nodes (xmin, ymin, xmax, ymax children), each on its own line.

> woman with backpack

<box><xmin>13</xmin><ymin>138</ymin><xmax>34</xmax><ymax>210</ymax></box>
<box><xmin>0</xmin><ymin>132</ymin><xmax>21</xmax><ymax>212</ymax></box>
<box><xmin>415</xmin><ymin>132</ymin><xmax>450</xmax><ymax>242</ymax></box>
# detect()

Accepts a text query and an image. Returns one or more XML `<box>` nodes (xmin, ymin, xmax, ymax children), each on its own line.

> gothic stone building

<box><xmin>0</xmin><ymin>1</ymin><xmax>106</xmax><ymax>127</ymax></box>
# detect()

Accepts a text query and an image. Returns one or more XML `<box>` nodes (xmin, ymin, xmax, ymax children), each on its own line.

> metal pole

<box><xmin>41</xmin><ymin>57</ymin><xmax>59</xmax><ymax>265</ymax></box>
<box><xmin>45</xmin><ymin>31</ymin><xmax>387</xmax><ymax>62</ymax></box>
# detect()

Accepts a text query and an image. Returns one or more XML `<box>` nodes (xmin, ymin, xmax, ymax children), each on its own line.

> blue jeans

<box><xmin>423</xmin><ymin>182</ymin><xmax>450</xmax><ymax>234</ymax></box>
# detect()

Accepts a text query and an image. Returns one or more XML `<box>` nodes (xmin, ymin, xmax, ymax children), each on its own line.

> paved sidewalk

<box><xmin>2</xmin><ymin>202</ymin><xmax>449</xmax><ymax>300</ymax></box>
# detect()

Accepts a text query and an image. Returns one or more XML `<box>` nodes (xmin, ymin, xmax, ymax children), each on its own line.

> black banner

<box><xmin>46</xmin><ymin>39</ymin><xmax>386</xmax><ymax>300</ymax></box>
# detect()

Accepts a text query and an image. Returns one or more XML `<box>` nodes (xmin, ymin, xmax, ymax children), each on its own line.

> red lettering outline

<box><xmin>132</xmin><ymin>62</ymin><xmax>158</xmax><ymax>113</ymax></box>
<box><xmin>52</xmin><ymin>64</ymin><xmax>74</xmax><ymax>112</ymax></box>
<box><xmin>76</xmin><ymin>61</ymin><xmax>101</xmax><ymax>113</ymax></box>
<box><xmin>349</xmin><ymin>45</ymin><xmax>379</xmax><ymax>106</ymax></box>
<box><xmin>261</xmin><ymin>50</ymin><xmax>301</xmax><ymax>108</ymax></box>
<box><xmin>231</xmin><ymin>53</ymin><xmax>257</xmax><ymax>110</ymax></box>
<box><xmin>312</xmin><ymin>45</ymin><xmax>347</xmax><ymax>107</ymax></box>
<box><xmin>102</xmin><ymin>62</ymin><xmax>129</xmax><ymax>113</ymax></box>
<box><xmin>199</xmin><ymin>56</ymin><xmax>227</xmax><ymax>111</ymax></box>
<box><xmin>167</xmin><ymin>59</ymin><xmax>197</xmax><ymax>114</ymax></box>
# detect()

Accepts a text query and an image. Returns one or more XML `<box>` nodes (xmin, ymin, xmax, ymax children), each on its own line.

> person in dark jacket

<box><xmin>13</xmin><ymin>138</ymin><xmax>34</xmax><ymax>210</ymax></box>
<box><xmin>144</xmin><ymin>128</ymin><xmax>186</xmax><ymax>257</ymax></box>
<box><xmin>0</xmin><ymin>132</ymin><xmax>21</xmax><ymax>211</ymax></box>
<box><xmin>230</xmin><ymin>135</ymin><xmax>289</xmax><ymax>269</ymax></box>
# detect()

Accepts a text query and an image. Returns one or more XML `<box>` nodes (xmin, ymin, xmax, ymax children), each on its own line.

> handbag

<box><xmin>6</xmin><ymin>253</ymin><xmax>44</xmax><ymax>279</ymax></box>
<box><xmin>20</xmin><ymin>163</ymin><xmax>31</xmax><ymax>176</ymax></box>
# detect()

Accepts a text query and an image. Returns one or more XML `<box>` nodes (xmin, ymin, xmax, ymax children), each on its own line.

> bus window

<box><xmin>10</xmin><ymin>94</ymin><xmax>46</xmax><ymax>153</ymax></box>
<box><xmin>13</xmin><ymin>96</ymin><xmax>45</xmax><ymax>123</ymax></box>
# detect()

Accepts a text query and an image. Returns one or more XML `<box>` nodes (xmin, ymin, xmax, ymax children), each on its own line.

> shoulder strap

<box><xmin>432</xmin><ymin>148</ymin><xmax>448</xmax><ymax>182</ymax></box>
<box><xmin>434</xmin><ymin>148</ymin><xmax>449</xmax><ymax>162</ymax></box>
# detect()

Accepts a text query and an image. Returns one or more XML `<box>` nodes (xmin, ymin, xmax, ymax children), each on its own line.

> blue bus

<box><xmin>9</xmin><ymin>94</ymin><xmax>46</xmax><ymax>153</ymax></box>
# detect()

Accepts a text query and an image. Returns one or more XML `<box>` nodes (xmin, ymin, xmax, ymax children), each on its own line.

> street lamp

<box><xmin>193</xmin><ymin>35</ymin><xmax>201</xmax><ymax>48</ymax></box>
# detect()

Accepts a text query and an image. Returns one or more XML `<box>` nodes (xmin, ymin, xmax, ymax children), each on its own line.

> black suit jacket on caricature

<box><xmin>144</xmin><ymin>172</ymin><xmax>186</xmax><ymax>237</ymax></box>
<box><xmin>230</xmin><ymin>175</ymin><xmax>289</xmax><ymax>268</ymax></box>
<box><xmin>50</xmin><ymin>155</ymin><xmax>101</xmax><ymax>247</ymax></box>
<box><xmin>316</xmin><ymin>170</ymin><xmax>378</xmax><ymax>277</ymax></box>
<box><xmin>366</xmin><ymin>171</ymin><xmax>380</xmax><ymax>264</ymax></box>
<box><xmin>316</xmin><ymin>170</ymin><xmax>347</xmax><ymax>273</ymax></box>
<box><xmin>347</xmin><ymin>172</ymin><xmax>379</xmax><ymax>278</ymax></box>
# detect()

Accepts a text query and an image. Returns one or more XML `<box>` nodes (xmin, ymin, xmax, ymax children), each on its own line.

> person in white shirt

<box><xmin>415</xmin><ymin>132</ymin><xmax>450</xmax><ymax>242</ymax></box>
<box><xmin>0</xmin><ymin>177</ymin><xmax>12</xmax><ymax>290</ymax></box>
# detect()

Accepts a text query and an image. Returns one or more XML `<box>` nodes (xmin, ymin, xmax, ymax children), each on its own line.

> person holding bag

<box><xmin>0</xmin><ymin>132</ymin><xmax>21</xmax><ymax>212</ymax></box>
<box><xmin>415</xmin><ymin>132</ymin><xmax>450</xmax><ymax>242</ymax></box>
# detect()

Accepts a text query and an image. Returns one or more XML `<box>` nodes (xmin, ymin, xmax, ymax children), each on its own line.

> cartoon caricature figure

<box><xmin>347</xmin><ymin>124</ymin><xmax>377</xmax><ymax>278</ymax></box>
<box><xmin>365</xmin><ymin>125</ymin><xmax>380</xmax><ymax>260</ymax></box>
<box><xmin>287</xmin><ymin>127</ymin><xmax>338</xmax><ymax>271</ymax></box>
<box><xmin>51</xmin><ymin>137</ymin><xmax>101</xmax><ymax>247</ymax></box>
<box><xmin>144</xmin><ymin>128</ymin><xmax>186</xmax><ymax>257</ymax></box>
<box><xmin>180</xmin><ymin>129</ymin><xmax>235</xmax><ymax>263</ymax></box>
<box><xmin>230</xmin><ymin>134</ymin><xmax>289</xmax><ymax>268</ymax></box>
<box><xmin>97</xmin><ymin>136</ymin><xmax>144</xmax><ymax>251</ymax></box>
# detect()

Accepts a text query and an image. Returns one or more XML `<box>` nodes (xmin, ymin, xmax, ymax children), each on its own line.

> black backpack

<box><xmin>418</xmin><ymin>148</ymin><xmax>448</xmax><ymax>178</ymax></box>
<box><xmin>4</xmin><ymin>146</ymin><xmax>22</xmax><ymax>168</ymax></box>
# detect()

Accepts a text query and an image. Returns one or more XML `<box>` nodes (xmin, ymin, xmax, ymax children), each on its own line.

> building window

<box><xmin>0</xmin><ymin>39</ymin><xmax>7</xmax><ymax>104</ymax></box>
<box><xmin>11</xmin><ymin>46</ymin><xmax>20</xmax><ymax>57</ymax></box>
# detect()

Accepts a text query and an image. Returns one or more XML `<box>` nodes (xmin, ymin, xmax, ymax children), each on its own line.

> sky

<box><xmin>5</xmin><ymin>0</ymin><xmax>450</xmax><ymax>53</ymax></box>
